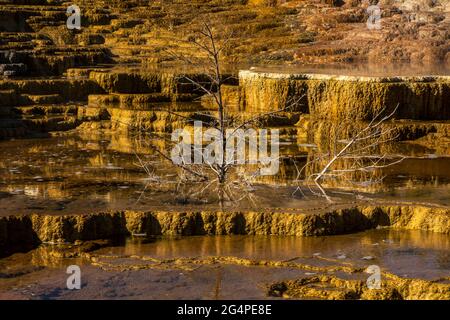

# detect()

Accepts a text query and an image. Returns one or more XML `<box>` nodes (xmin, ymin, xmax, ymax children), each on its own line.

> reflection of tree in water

<box><xmin>294</xmin><ymin>106</ymin><xmax>406</xmax><ymax>201</ymax></box>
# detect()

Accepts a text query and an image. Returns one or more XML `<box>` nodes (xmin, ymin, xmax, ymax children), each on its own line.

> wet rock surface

<box><xmin>0</xmin><ymin>230</ymin><xmax>448</xmax><ymax>300</ymax></box>
<box><xmin>239</xmin><ymin>70</ymin><xmax>450</xmax><ymax>120</ymax></box>
<box><xmin>0</xmin><ymin>204</ymin><xmax>449</xmax><ymax>256</ymax></box>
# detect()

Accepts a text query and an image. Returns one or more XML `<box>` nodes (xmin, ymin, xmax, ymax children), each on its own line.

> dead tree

<box><xmin>295</xmin><ymin>105</ymin><xmax>407</xmax><ymax>202</ymax></box>
<box><xmin>116</xmin><ymin>20</ymin><xmax>304</xmax><ymax>206</ymax></box>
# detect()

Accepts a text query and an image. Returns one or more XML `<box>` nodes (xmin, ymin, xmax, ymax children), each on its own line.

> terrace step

<box><xmin>87</xmin><ymin>92</ymin><xmax>198</xmax><ymax>108</ymax></box>
<box><xmin>16</xmin><ymin>104</ymin><xmax>78</xmax><ymax>115</ymax></box>
<box><xmin>21</xmin><ymin>114</ymin><xmax>81</xmax><ymax>132</ymax></box>
<box><xmin>0</xmin><ymin>78</ymin><xmax>104</xmax><ymax>100</ymax></box>
<box><xmin>0</xmin><ymin>118</ymin><xmax>27</xmax><ymax>139</ymax></box>
<box><xmin>20</xmin><ymin>94</ymin><xmax>62</xmax><ymax>105</ymax></box>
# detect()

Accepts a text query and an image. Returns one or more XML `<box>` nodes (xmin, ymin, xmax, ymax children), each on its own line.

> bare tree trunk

<box><xmin>303</xmin><ymin>105</ymin><xmax>406</xmax><ymax>202</ymax></box>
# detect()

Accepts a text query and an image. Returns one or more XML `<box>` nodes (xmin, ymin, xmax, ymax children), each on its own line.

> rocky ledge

<box><xmin>1</xmin><ymin>204</ymin><xmax>449</xmax><ymax>257</ymax></box>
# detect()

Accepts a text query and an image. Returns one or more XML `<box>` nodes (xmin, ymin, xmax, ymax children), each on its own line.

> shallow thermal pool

<box><xmin>0</xmin><ymin>134</ymin><xmax>449</xmax><ymax>215</ymax></box>
<box><xmin>0</xmin><ymin>229</ymin><xmax>448</xmax><ymax>299</ymax></box>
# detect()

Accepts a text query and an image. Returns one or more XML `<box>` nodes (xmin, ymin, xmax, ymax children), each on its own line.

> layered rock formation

<box><xmin>1</xmin><ymin>204</ymin><xmax>449</xmax><ymax>257</ymax></box>
<box><xmin>239</xmin><ymin>70</ymin><xmax>450</xmax><ymax>120</ymax></box>
<box><xmin>0</xmin><ymin>0</ymin><xmax>448</xmax><ymax>140</ymax></box>
<box><xmin>1</xmin><ymin>0</ymin><xmax>449</xmax><ymax>73</ymax></box>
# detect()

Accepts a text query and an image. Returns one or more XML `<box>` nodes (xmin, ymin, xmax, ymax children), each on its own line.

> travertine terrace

<box><xmin>0</xmin><ymin>0</ymin><xmax>449</xmax><ymax>301</ymax></box>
